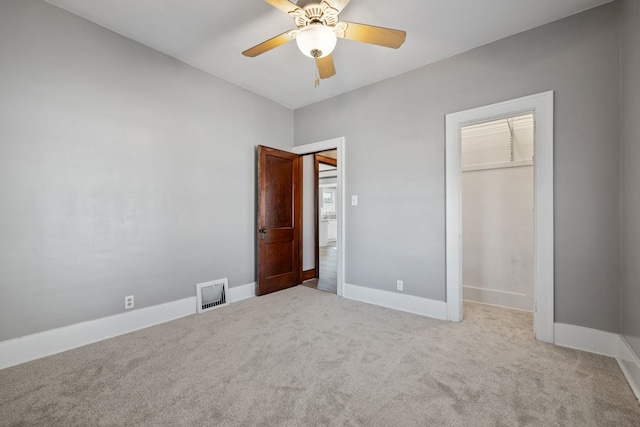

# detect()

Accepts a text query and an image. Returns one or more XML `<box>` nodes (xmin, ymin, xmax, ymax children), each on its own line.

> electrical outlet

<box><xmin>125</xmin><ymin>295</ymin><xmax>134</xmax><ymax>310</ymax></box>
<box><xmin>396</xmin><ymin>280</ymin><xmax>403</xmax><ymax>291</ymax></box>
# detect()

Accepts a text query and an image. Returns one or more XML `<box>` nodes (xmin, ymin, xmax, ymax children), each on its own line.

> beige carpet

<box><xmin>1</xmin><ymin>286</ymin><xmax>639</xmax><ymax>426</ymax></box>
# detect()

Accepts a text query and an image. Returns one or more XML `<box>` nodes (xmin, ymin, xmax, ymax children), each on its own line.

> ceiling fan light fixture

<box><xmin>296</xmin><ymin>23</ymin><xmax>337</xmax><ymax>58</ymax></box>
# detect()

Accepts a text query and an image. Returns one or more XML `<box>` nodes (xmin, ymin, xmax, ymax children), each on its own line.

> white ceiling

<box><xmin>44</xmin><ymin>0</ymin><xmax>612</xmax><ymax>109</ymax></box>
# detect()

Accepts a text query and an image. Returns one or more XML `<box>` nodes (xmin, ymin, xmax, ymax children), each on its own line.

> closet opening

<box><xmin>461</xmin><ymin>113</ymin><xmax>535</xmax><ymax>327</ymax></box>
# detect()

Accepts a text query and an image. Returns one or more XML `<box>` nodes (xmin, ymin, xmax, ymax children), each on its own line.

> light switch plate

<box><xmin>351</xmin><ymin>195</ymin><xmax>358</xmax><ymax>206</ymax></box>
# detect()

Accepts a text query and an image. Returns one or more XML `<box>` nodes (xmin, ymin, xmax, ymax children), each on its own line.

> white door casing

<box><xmin>445</xmin><ymin>91</ymin><xmax>554</xmax><ymax>343</ymax></box>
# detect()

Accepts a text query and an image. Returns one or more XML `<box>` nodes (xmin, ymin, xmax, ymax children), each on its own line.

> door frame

<box><xmin>293</xmin><ymin>137</ymin><xmax>345</xmax><ymax>297</ymax></box>
<box><xmin>445</xmin><ymin>91</ymin><xmax>554</xmax><ymax>343</ymax></box>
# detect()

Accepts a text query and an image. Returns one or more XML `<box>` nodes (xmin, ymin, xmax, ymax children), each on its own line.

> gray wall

<box><xmin>620</xmin><ymin>0</ymin><xmax>640</xmax><ymax>355</ymax></box>
<box><xmin>0</xmin><ymin>0</ymin><xmax>293</xmax><ymax>341</ymax></box>
<box><xmin>294</xmin><ymin>3</ymin><xmax>621</xmax><ymax>332</ymax></box>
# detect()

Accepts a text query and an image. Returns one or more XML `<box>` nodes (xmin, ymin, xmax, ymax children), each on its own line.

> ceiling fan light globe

<box><xmin>296</xmin><ymin>24</ymin><xmax>337</xmax><ymax>58</ymax></box>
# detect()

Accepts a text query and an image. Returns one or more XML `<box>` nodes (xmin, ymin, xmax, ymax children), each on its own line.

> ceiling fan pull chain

<box><xmin>313</xmin><ymin>50</ymin><xmax>321</xmax><ymax>87</ymax></box>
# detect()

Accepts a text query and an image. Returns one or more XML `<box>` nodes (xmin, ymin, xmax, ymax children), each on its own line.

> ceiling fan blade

<box><xmin>337</xmin><ymin>21</ymin><xmax>406</xmax><ymax>48</ymax></box>
<box><xmin>264</xmin><ymin>0</ymin><xmax>303</xmax><ymax>15</ymax></box>
<box><xmin>316</xmin><ymin>55</ymin><xmax>336</xmax><ymax>79</ymax></box>
<box><xmin>324</xmin><ymin>0</ymin><xmax>351</xmax><ymax>13</ymax></box>
<box><xmin>242</xmin><ymin>30</ymin><xmax>295</xmax><ymax>57</ymax></box>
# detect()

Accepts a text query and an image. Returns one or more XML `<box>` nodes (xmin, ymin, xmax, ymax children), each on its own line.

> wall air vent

<box><xmin>196</xmin><ymin>278</ymin><xmax>229</xmax><ymax>313</ymax></box>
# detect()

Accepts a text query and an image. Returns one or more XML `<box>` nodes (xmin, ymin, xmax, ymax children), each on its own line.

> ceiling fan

<box><xmin>242</xmin><ymin>0</ymin><xmax>406</xmax><ymax>80</ymax></box>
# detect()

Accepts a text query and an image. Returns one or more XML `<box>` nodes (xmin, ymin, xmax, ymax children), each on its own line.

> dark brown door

<box><xmin>257</xmin><ymin>145</ymin><xmax>302</xmax><ymax>296</ymax></box>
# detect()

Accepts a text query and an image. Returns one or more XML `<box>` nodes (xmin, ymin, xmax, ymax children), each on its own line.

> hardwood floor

<box><xmin>301</xmin><ymin>241</ymin><xmax>337</xmax><ymax>293</ymax></box>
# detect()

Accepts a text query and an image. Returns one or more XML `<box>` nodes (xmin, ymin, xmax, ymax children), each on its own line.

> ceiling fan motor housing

<box><xmin>294</xmin><ymin>3</ymin><xmax>339</xmax><ymax>28</ymax></box>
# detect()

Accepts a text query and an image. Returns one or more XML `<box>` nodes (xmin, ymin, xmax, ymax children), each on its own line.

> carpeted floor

<box><xmin>1</xmin><ymin>286</ymin><xmax>639</xmax><ymax>426</ymax></box>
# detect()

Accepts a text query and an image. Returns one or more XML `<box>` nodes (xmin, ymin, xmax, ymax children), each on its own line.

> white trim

<box><xmin>553</xmin><ymin>323</ymin><xmax>640</xmax><ymax>401</ymax></box>
<box><xmin>618</xmin><ymin>336</ymin><xmax>640</xmax><ymax>400</ymax></box>
<box><xmin>293</xmin><ymin>137</ymin><xmax>346</xmax><ymax>297</ymax></box>
<box><xmin>445</xmin><ymin>91</ymin><xmax>555</xmax><ymax>344</ymax></box>
<box><xmin>462</xmin><ymin>159</ymin><xmax>533</xmax><ymax>172</ymax></box>
<box><xmin>463</xmin><ymin>299</ymin><xmax>533</xmax><ymax>314</ymax></box>
<box><xmin>228</xmin><ymin>282</ymin><xmax>256</xmax><ymax>302</ymax></box>
<box><xmin>0</xmin><ymin>282</ymin><xmax>258</xmax><ymax>370</ymax></box>
<box><xmin>343</xmin><ymin>283</ymin><xmax>448</xmax><ymax>320</ymax></box>
<box><xmin>463</xmin><ymin>285</ymin><xmax>532</xmax><ymax>312</ymax></box>
<box><xmin>0</xmin><ymin>297</ymin><xmax>196</xmax><ymax>370</ymax></box>
<box><xmin>554</xmin><ymin>323</ymin><xmax>619</xmax><ymax>357</ymax></box>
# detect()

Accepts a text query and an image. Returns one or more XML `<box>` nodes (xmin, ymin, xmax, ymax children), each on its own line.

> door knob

<box><xmin>259</xmin><ymin>228</ymin><xmax>267</xmax><ymax>240</ymax></box>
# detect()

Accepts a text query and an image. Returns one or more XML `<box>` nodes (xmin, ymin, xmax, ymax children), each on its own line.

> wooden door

<box><xmin>257</xmin><ymin>145</ymin><xmax>302</xmax><ymax>296</ymax></box>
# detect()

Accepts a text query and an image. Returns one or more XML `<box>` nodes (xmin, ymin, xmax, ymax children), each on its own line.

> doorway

<box><xmin>302</xmin><ymin>151</ymin><xmax>338</xmax><ymax>293</ymax></box>
<box><xmin>445</xmin><ymin>92</ymin><xmax>554</xmax><ymax>343</ymax></box>
<box><xmin>461</xmin><ymin>114</ymin><xmax>534</xmax><ymax>314</ymax></box>
<box><xmin>293</xmin><ymin>137</ymin><xmax>345</xmax><ymax>296</ymax></box>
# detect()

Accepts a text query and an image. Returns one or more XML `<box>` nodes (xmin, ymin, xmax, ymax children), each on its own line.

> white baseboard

<box><xmin>343</xmin><ymin>283</ymin><xmax>447</xmax><ymax>320</ymax></box>
<box><xmin>554</xmin><ymin>323</ymin><xmax>640</xmax><ymax>401</ymax></box>
<box><xmin>0</xmin><ymin>297</ymin><xmax>196</xmax><ymax>370</ymax></box>
<box><xmin>618</xmin><ymin>336</ymin><xmax>640</xmax><ymax>400</ymax></box>
<box><xmin>554</xmin><ymin>323</ymin><xmax>619</xmax><ymax>357</ymax></box>
<box><xmin>463</xmin><ymin>285</ymin><xmax>533</xmax><ymax>312</ymax></box>
<box><xmin>0</xmin><ymin>282</ymin><xmax>257</xmax><ymax>370</ymax></box>
<box><xmin>229</xmin><ymin>282</ymin><xmax>256</xmax><ymax>303</ymax></box>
